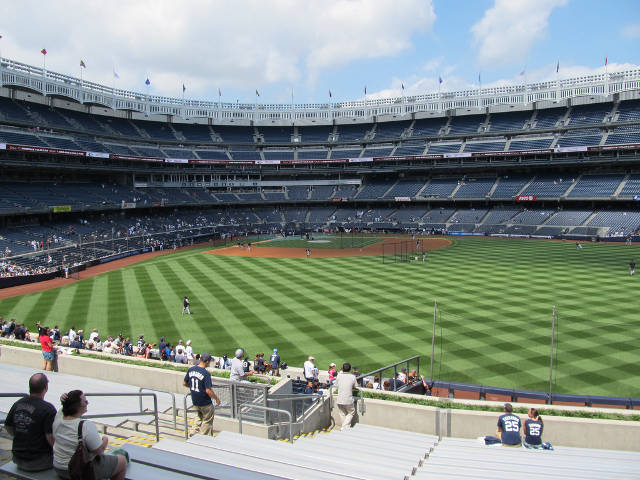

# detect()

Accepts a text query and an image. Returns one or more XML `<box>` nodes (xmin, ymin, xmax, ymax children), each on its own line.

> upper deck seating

<box><xmin>510</xmin><ymin>209</ymin><xmax>554</xmax><ymax>225</ymax></box>
<box><xmin>454</xmin><ymin>178</ymin><xmax>496</xmax><ymax>198</ymax></box>
<box><xmin>389</xmin><ymin>207</ymin><xmax>428</xmax><ymax>223</ymax></box>
<box><xmin>286</xmin><ymin>186</ymin><xmax>309</xmax><ymax>201</ymax></box>
<box><xmin>487</xmin><ymin>111</ymin><xmax>532</xmax><ymax>132</ymax></box>
<box><xmin>384</xmin><ymin>180</ymin><xmax>426</xmax><ymax>198</ymax></box>
<box><xmin>423</xmin><ymin>208</ymin><xmax>456</xmax><ymax>224</ymax></box>
<box><xmin>393</xmin><ymin>141</ymin><xmax>426</xmax><ymax>156</ymax></box>
<box><xmin>463</xmin><ymin>141</ymin><xmax>505</xmax><ymax>153</ymax></box>
<box><xmin>330</xmin><ymin>148</ymin><xmax>361</xmax><ymax>159</ymax></box>
<box><xmin>310</xmin><ymin>185</ymin><xmax>334</xmax><ymax>200</ymax></box>
<box><xmin>605</xmin><ymin>129</ymin><xmax>640</xmax><ymax>145</ymax></box>
<box><xmin>490</xmin><ymin>176</ymin><xmax>531</xmax><ymax>198</ymax></box>
<box><xmin>258</xmin><ymin>126</ymin><xmax>292</xmax><ymax>143</ymax></box>
<box><xmin>509</xmin><ymin>138</ymin><xmax>553</xmax><ymax>150</ymax></box>
<box><xmin>533</xmin><ymin>107</ymin><xmax>566</xmax><ymax>129</ymax></box>
<box><xmin>229</xmin><ymin>149</ymin><xmax>262</xmax><ymax>161</ymax></box>
<box><xmin>427</xmin><ymin>142</ymin><xmax>461</xmax><ymax>154</ymax></box>
<box><xmin>263</xmin><ymin>150</ymin><xmax>294</xmax><ymax>160</ymax></box>
<box><xmin>568</xmin><ymin>103</ymin><xmax>612</xmax><ymax>126</ymax></box>
<box><xmin>545</xmin><ymin>210</ymin><xmax>592</xmax><ymax>226</ymax></box>
<box><xmin>297</xmin><ymin>126</ymin><xmax>333</xmax><ymax>143</ymax></box>
<box><xmin>362</xmin><ymin>145</ymin><xmax>393</xmax><ymax>157</ymax></box>
<box><xmin>568</xmin><ymin>174</ymin><xmax>624</xmax><ymax>197</ymax></box>
<box><xmin>297</xmin><ymin>149</ymin><xmax>328</xmax><ymax>160</ymax></box>
<box><xmin>355</xmin><ymin>181</ymin><xmax>393</xmax><ymax>199</ymax></box>
<box><xmin>618</xmin><ymin>174</ymin><xmax>640</xmax><ymax>198</ymax></box>
<box><xmin>520</xmin><ymin>176</ymin><xmax>572</xmax><ymax>197</ymax></box>
<box><xmin>214</xmin><ymin>125</ymin><xmax>255</xmax><ymax>143</ymax></box>
<box><xmin>162</xmin><ymin>147</ymin><xmax>194</xmax><ymax>158</ymax></box>
<box><xmin>195</xmin><ymin>149</ymin><xmax>229</xmax><ymax>160</ymax></box>
<box><xmin>0</xmin><ymin>130</ymin><xmax>48</xmax><ymax>147</ymax></box>
<box><xmin>176</xmin><ymin>124</ymin><xmax>215</xmax><ymax>143</ymax></box>
<box><xmin>0</xmin><ymin>97</ymin><xmax>34</xmax><ymax>124</ymax></box>
<box><xmin>374</xmin><ymin>120</ymin><xmax>411</xmax><ymax>139</ymax></box>
<box><xmin>556</xmin><ymin>134</ymin><xmax>602</xmax><ymax>148</ymax></box>
<box><xmin>101</xmin><ymin>117</ymin><xmax>142</xmax><ymax>138</ymax></box>
<box><xmin>133</xmin><ymin>120</ymin><xmax>178</xmax><ymax>141</ymax></box>
<box><xmin>421</xmin><ymin>178</ymin><xmax>458</xmax><ymax>198</ymax></box>
<box><xmin>335</xmin><ymin>123</ymin><xmax>371</xmax><ymax>142</ymax></box>
<box><xmin>411</xmin><ymin>117</ymin><xmax>446</xmax><ymax>137</ymax></box>
<box><xmin>616</xmin><ymin>99</ymin><xmax>640</xmax><ymax>122</ymax></box>
<box><xmin>448</xmin><ymin>115</ymin><xmax>484</xmax><ymax>135</ymax></box>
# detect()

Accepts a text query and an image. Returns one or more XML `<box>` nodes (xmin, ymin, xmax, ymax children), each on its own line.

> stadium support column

<box><xmin>430</xmin><ymin>300</ymin><xmax>437</xmax><ymax>383</ymax></box>
<box><xmin>548</xmin><ymin>306</ymin><xmax>557</xmax><ymax>404</ymax></box>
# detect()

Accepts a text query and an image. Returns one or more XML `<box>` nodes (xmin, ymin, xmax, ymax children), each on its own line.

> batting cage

<box><xmin>382</xmin><ymin>239</ymin><xmax>424</xmax><ymax>263</ymax></box>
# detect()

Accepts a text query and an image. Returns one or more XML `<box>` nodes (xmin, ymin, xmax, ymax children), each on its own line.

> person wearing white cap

<box><xmin>185</xmin><ymin>340</ymin><xmax>194</xmax><ymax>364</ymax></box>
<box><xmin>230</xmin><ymin>348</ymin><xmax>254</xmax><ymax>382</ymax></box>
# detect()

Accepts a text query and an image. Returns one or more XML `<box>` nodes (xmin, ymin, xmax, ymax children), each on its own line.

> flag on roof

<box><xmin>255</xmin><ymin>89</ymin><xmax>260</xmax><ymax>97</ymax></box>
<box><xmin>145</xmin><ymin>78</ymin><xmax>150</xmax><ymax>86</ymax></box>
<box><xmin>556</xmin><ymin>60</ymin><xmax>559</xmax><ymax>73</ymax></box>
<box><xmin>41</xmin><ymin>48</ymin><xmax>47</xmax><ymax>55</ymax></box>
<box><xmin>0</xmin><ymin>35</ymin><xmax>3</xmax><ymax>39</ymax></box>
<box><xmin>519</xmin><ymin>68</ymin><xmax>525</xmax><ymax>76</ymax></box>
<box><xmin>364</xmin><ymin>86</ymin><xmax>367</xmax><ymax>95</ymax></box>
<box><xmin>113</xmin><ymin>69</ymin><xmax>119</xmax><ymax>79</ymax></box>
<box><xmin>329</xmin><ymin>90</ymin><xmax>332</xmax><ymax>98</ymax></box>
<box><xmin>438</xmin><ymin>76</ymin><xmax>443</xmax><ymax>84</ymax></box>
<box><xmin>401</xmin><ymin>83</ymin><xmax>405</xmax><ymax>90</ymax></box>
<box><xmin>218</xmin><ymin>88</ymin><xmax>221</xmax><ymax>97</ymax></box>
<box><xmin>80</xmin><ymin>60</ymin><xmax>86</xmax><ymax>68</ymax></box>
<box><xmin>182</xmin><ymin>84</ymin><xmax>186</xmax><ymax>92</ymax></box>
<box><xmin>478</xmin><ymin>72</ymin><xmax>481</xmax><ymax>84</ymax></box>
<box><xmin>605</xmin><ymin>56</ymin><xmax>608</xmax><ymax>66</ymax></box>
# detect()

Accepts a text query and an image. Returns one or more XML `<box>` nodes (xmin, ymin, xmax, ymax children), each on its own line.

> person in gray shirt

<box><xmin>230</xmin><ymin>348</ymin><xmax>254</xmax><ymax>382</ymax></box>
<box><xmin>336</xmin><ymin>362</ymin><xmax>358</xmax><ymax>430</ymax></box>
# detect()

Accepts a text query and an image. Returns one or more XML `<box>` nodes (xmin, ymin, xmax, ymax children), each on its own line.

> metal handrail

<box><xmin>83</xmin><ymin>392</ymin><xmax>160</xmax><ymax>441</ymax></box>
<box><xmin>238</xmin><ymin>404</ymin><xmax>293</xmax><ymax>444</ymax></box>
<box><xmin>357</xmin><ymin>355</ymin><xmax>421</xmax><ymax>392</ymax></box>
<box><xmin>138</xmin><ymin>387</ymin><xmax>177</xmax><ymax>430</ymax></box>
<box><xmin>181</xmin><ymin>393</ymin><xmax>231</xmax><ymax>440</ymax></box>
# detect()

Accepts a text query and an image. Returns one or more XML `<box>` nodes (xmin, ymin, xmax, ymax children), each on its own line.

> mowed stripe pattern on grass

<box><xmin>1</xmin><ymin>238</ymin><xmax>638</xmax><ymax>397</ymax></box>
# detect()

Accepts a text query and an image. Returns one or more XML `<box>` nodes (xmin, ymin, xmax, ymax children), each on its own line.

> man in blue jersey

<box><xmin>183</xmin><ymin>353</ymin><xmax>220</xmax><ymax>436</ymax></box>
<box><xmin>497</xmin><ymin>403</ymin><xmax>522</xmax><ymax>446</ymax></box>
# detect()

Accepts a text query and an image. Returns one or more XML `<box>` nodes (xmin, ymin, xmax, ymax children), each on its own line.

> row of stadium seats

<box><xmin>2</xmin><ymin>173</ymin><xmax>640</xmax><ymax>214</ymax></box>
<box><xmin>1</xmin><ymin>97</ymin><xmax>639</xmax><ymax>147</ymax></box>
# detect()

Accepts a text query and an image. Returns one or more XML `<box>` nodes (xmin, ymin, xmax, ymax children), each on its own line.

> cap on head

<box><xmin>273</xmin><ymin>348</ymin><xmax>278</xmax><ymax>353</ymax></box>
<box><xmin>200</xmin><ymin>353</ymin><xmax>212</xmax><ymax>364</ymax></box>
<box><xmin>504</xmin><ymin>402</ymin><xmax>513</xmax><ymax>413</ymax></box>
<box><xmin>308</xmin><ymin>356</ymin><xmax>315</xmax><ymax>361</ymax></box>
<box><xmin>235</xmin><ymin>348</ymin><xmax>244</xmax><ymax>359</ymax></box>
<box><xmin>186</xmin><ymin>340</ymin><xmax>191</xmax><ymax>345</ymax></box>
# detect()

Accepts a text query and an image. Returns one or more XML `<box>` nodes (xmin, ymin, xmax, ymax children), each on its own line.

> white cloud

<box><xmin>470</xmin><ymin>0</ymin><xmax>567</xmax><ymax>68</ymax></box>
<box><xmin>0</xmin><ymin>0</ymin><xmax>435</xmax><ymax>98</ymax></box>
<box><xmin>621</xmin><ymin>24</ymin><xmax>640</xmax><ymax>39</ymax></box>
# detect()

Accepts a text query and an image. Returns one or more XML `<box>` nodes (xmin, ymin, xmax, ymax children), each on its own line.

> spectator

<box><xmin>53</xmin><ymin>389</ymin><xmax>128</xmax><ymax>480</ymax></box>
<box><xmin>39</xmin><ymin>327</ymin><xmax>55</xmax><ymax>372</ymax></box>
<box><xmin>397</xmin><ymin>368</ymin><xmax>407</xmax><ymax>383</ymax></box>
<box><xmin>254</xmin><ymin>353</ymin><xmax>266</xmax><ymax>374</ymax></box>
<box><xmin>327</xmin><ymin>363</ymin><xmax>337</xmax><ymax>382</ymax></box>
<box><xmin>303</xmin><ymin>356</ymin><xmax>315</xmax><ymax>382</ymax></box>
<box><xmin>336</xmin><ymin>362</ymin><xmax>358</xmax><ymax>430</ymax></box>
<box><xmin>185</xmin><ymin>340</ymin><xmax>194</xmax><ymax>364</ymax></box>
<box><xmin>497</xmin><ymin>403</ymin><xmax>522</xmax><ymax>446</ymax></box>
<box><xmin>183</xmin><ymin>353</ymin><xmax>221</xmax><ymax>436</ymax></box>
<box><xmin>68</xmin><ymin>327</ymin><xmax>77</xmax><ymax>343</ymax></box>
<box><xmin>229</xmin><ymin>348</ymin><xmax>254</xmax><ymax>382</ymax></box>
<box><xmin>269</xmin><ymin>348</ymin><xmax>281</xmax><ymax>376</ymax></box>
<box><xmin>304</xmin><ymin>381</ymin><xmax>314</xmax><ymax>394</ymax></box>
<box><xmin>175</xmin><ymin>340</ymin><xmax>186</xmax><ymax>364</ymax></box>
<box><xmin>523</xmin><ymin>408</ymin><xmax>544</xmax><ymax>448</ymax></box>
<box><xmin>4</xmin><ymin>373</ymin><xmax>56</xmax><ymax>472</ymax></box>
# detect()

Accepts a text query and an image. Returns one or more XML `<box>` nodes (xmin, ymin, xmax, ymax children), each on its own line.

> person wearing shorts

<box><xmin>39</xmin><ymin>327</ymin><xmax>55</xmax><ymax>371</ymax></box>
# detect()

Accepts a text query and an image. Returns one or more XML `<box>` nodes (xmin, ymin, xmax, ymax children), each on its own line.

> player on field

<box><xmin>182</xmin><ymin>296</ymin><xmax>191</xmax><ymax>315</ymax></box>
<box><xmin>629</xmin><ymin>259</ymin><xmax>636</xmax><ymax>276</ymax></box>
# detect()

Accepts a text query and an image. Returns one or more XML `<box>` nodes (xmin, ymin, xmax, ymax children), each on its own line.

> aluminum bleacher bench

<box><xmin>121</xmin><ymin>444</ymin><xmax>289</xmax><ymax>480</ymax></box>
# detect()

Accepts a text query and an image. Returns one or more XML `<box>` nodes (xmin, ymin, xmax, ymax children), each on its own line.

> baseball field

<box><xmin>1</xmin><ymin>235</ymin><xmax>638</xmax><ymax>398</ymax></box>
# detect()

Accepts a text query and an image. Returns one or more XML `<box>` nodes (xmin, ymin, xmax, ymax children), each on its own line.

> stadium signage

<box><xmin>52</xmin><ymin>205</ymin><xmax>72</xmax><ymax>212</ymax></box>
<box><xmin>349</xmin><ymin>157</ymin><xmax>373</xmax><ymax>163</ymax></box>
<box><xmin>516</xmin><ymin>195</ymin><xmax>537</xmax><ymax>201</ymax></box>
<box><xmin>165</xmin><ymin>158</ymin><xmax>189</xmax><ymax>163</ymax></box>
<box><xmin>6</xmin><ymin>144</ymin><xmax>85</xmax><ymax>156</ymax></box>
<box><xmin>589</xmin><ymin>143</ymin><xmax>640</xmax><ymax>152</ymax></box>
<box><xmin>394</xmin><ymin>197</ymin><xmax>411</xmax><ymax>202</ymax></box>
<box><xmin>110</xmin><ymin>153</ymin><xmax>163</xmax><ymax>162</ymax></box>
<box><xmin>634</xmin><ymin>195</ymin><xmax>640</xmax><ymax>201</ymax></box>
<box><xmin>0</xmin><ymin>143</ymin><xmax>5</xmax><ymax>150</ymax></box>
<box><xmin>87</xmin><ymin>151</ymin><xmax>109</xmax><ymax>158</ymax></box>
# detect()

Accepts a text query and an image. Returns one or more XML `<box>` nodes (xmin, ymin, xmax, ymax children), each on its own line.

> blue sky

<box><xmin>1</xmin><ymin>0</ymin><xmax>638</xmax><ymax>104</ymax></box>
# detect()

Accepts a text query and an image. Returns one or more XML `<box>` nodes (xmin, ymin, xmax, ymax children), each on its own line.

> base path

<box><xmin>208</xmin><ymin>237</ymin><xmax>451</xmax><ymax>258</ymax></box>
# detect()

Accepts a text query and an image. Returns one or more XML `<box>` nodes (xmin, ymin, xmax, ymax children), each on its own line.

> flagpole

<box><xmin>218</xmin><ymin>88</ymin><xmax>221</xmax><ymax>119</ymax></box>
<box><xmin>605</xmin><ymin>56</ymin><xmax>609</xmax><ymax>97</ymax></box>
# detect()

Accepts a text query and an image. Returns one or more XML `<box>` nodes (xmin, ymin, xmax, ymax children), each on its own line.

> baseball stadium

<box><xmin>1</xmin><ymin>6</ymin><xmax>640</xmax><ymax>477</ymax></box>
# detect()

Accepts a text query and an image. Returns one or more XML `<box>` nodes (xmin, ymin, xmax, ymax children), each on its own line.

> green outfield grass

<box><xmin>1</xmin><ymin>236</ymin><xmax>638</xmax><ymax>397</ymax></box>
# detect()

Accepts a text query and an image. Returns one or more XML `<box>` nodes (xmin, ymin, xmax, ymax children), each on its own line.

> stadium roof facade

<box><xmin>2</xmin><ymin>56</ymin><xmax>640</xmax><ymax>125</ymax></box>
